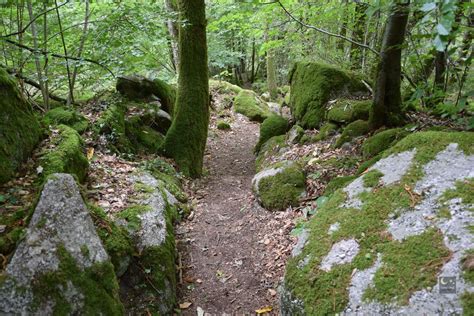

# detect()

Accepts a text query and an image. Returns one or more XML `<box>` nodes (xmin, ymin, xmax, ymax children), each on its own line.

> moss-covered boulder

<box><xmin>0</xmin><ymin>68</ymin><xmax>41</xmax><ymax>184</ymax></box>
<box><xmin>233</xmin><ymin>89</ymin><xmax>272</xmax><ymax>122</ymax></box>
<box><xmin>252</xmin><ymin>162</ymin><xmax>306</xmax><ymax>211</ymax></box>
<box><xmin>116</xmin><ymin>75</ymin><xmax>176</xmax><ymax>115</ymax></box>
<box><xmin>326</xmin><ymin>99</ymin><xmax>371</xmax><ymax>124</ymax></box>
<box><xmin>255</xmin><ymin>115</ymin><xmax>289</xmax><ymax>153</ymax></box>
<box><xmin>209</xmin><ymin>79</ymin><xmax>243</xmax><ymax>95</ymax></box>
<box><xmin>39</xmin><ymin>125</ymin><xmax>89</xmax><ymax>183</ymax></box>
<box><xmin>289</xmin><ymin>62</ymin><xmax>369</xmax><ymax>129</ymax></box>
<box><xmin>43</xmin><ymin>106</ymin><xmax>89</xmax><ymax>133</ymax></box>
<box><xmin>255</xmin><ymin>135</ymin><xmax>288</xmax><ymax>172</ymax></box>
<box><xmin>314</xmin><ymin>122</ymin><xmax>338</xmax><ymax>142</ymax></box>
<box><xmin>281</xmin><ymin>131</ymin><xmax>474</xmax><ymax>315</ymax></box>
<box><xmin>0</xmin><ymin>174</ymin><xmax>124</xmax><ymax>315</ymax></box>
<box><xmin>362</xmin><ymin>128</ymin><xmax>409</xmax><ymax>159</ymax></box>
<box><xmin>118</xmin><ymin>172</ymin><xmax>179</xmax><ymax>315</ymax></box>
<box><xmin>287</xmin><ymin>124</ymin><xmax>305</xmax><ymax>144</ymax></box>
<box><xmin>335</xmin><ymin>119</ymin><xmax>370</xmax><ymax>147</ymax></box>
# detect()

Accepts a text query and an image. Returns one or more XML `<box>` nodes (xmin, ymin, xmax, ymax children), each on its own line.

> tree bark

<box><xmin>162</xmin><ymin>0</ymin><xmax>209</xmax><ymax>178</ymax></box>
<box><xmin>369</xmin><ymin>1</ymin><xmax>410</xmax><ymax>129</ymax></box>
<box><xmin>265</xmin><ymin>29</ymin><xmax>277</xmax><ymax>99</ymax></box>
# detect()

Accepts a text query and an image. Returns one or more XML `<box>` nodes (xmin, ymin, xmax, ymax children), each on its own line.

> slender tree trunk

<box><xmin>68</xmin><ymin>0</ymin><xmax>89</xmax><ymax>105</ymax></box>
<box><xmin>337</xmin><ymin>0</ymin><xmax>349</xmax><ymax>51</ymax></box>
<box><xmin>350</xmin><ymin>1</ymin><xmax>368</xmax><ymax>69</ymax></box>
<box><xmin>54</xmin><ymin>0</ymin><xmax>73</xmax><ymax>106</ymax></box>
<box><xmin>27</xmin><ymin>0</ymin><xmax>49</xmax><ymax>109</ymax></box>
<box><xmin>250</xmin><ymin>38</ymin><xmax>256</xmax><ymax>83</ymax></box>
<box><xmin>42</xmin><ymin>2</ymin><xmax>50</xmax><ymax>106</ymax></box>
<box><xmin>265</xmin><ymin>28</ymin><xmax>278</xmax><ymax>99</ymax></box>
<box><xmin>369</xmin><ymin>1</ymin><xmax>410</xmax><ymax>129</ymax></box>
<box><xmin>165</xmin><ymin>0</ymin><xmax>179</xmax><ymax>71</ymax></box>
<box><xmin>162</xmin><ymin>0</ymin><xmax>209</xmax><ymax>178</ymax></box>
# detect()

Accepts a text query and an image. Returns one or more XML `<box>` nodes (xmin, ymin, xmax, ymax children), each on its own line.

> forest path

<box><xmin>176</xmin><ymin>113</ymin><xmax>292</xmax><ymax>315</ymax></box>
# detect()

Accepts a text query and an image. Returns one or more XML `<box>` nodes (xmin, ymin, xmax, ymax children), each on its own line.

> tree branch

<box><xmin>276</xmin><ymin>0</ymin><xmax>380</xmax><ymax>56</ymax></box>
<box><xmin>3</xmin><ymin>38</ymin><xmax>115</xmax><ymax>77</ymax></box>
<box><xmin>1</xmin><ymin>1</ymin><xmax>70</xmax><ymax>38</ymax></box>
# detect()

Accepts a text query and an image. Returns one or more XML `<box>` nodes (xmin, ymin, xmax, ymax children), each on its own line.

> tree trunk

<box><xmin>162</xmin><ymin>0</ymin><xmax>209</xmax><ymax>178</ymax></box>
<box><xmin>165</xmin><ymin>0</ymin><xmax>179</xmax><ymax>71</ymax></box>
<box><xmin>369</xmin><ymin>1</ymin><xmax>410</xmax><ymax>129</ymax></box>
<box><xmin>265</xmin><ymin>29</ymin><xmax>277</xmax><ymax>99</ymax></box>
<box><xmin>350</xmin><ymin>1</ymin><xmax>368</xmax><ymax>69</ymax></box>
<box><xmin>27</xmin><ymin>0</ymin><xmax>49</xmax><ymax>109</ymax></box>
<box><xmin>250</xmin><ymin>38</ymin><xmax>256</xmax><ymax>83</ymax></box>
<box><xmin>337</xmin><ymin>0</ymin><xmax>349</xmax><ymax>51</ymax></box>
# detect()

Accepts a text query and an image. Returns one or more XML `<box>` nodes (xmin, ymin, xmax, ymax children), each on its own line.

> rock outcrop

<box><xmin>281</xmin><ymin>131</ymin><xmax>474</xmax><ymax>315</ymax></box>
<box><xmin>0</xmin><ymin>68</ymin><xmax>41</xmax><ymax>184</ymax></box>
<box><xmin>0</xmin><ymin>174</ymin><xmax>123</xmax><ymax>315</ymax></box>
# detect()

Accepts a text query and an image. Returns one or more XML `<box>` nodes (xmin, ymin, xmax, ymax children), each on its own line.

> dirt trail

<box><xmin>177</xmin><ymin>114</ymin><xmax>294</xmax><ymax>315</ymax></box>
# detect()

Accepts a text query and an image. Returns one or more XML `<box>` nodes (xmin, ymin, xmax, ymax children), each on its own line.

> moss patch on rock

<box><xmin>314</xmin><ymin>122</ymin><xmax>338</xmax><ymax>141</ymax></box>
<box><xmin>255</xmin><ymin>135</ymin><xmax>287</xmax><ymax>172</ymax></box>
<box><xmin>255</xmin><ymin>115</ymin><xmax>289</xmax><ymax>153</ymax></box>
<box><xmin>0</xmin><ymin>68</ymin><xmax>42</xmax><ymax>184</ymax></box>
<box><xmin>323</xmin><ymin>175</ymin><xmax>357</xmax><ymax>196</ymax></box>
<box><xmin>362</xmin><ymin>169</ymin><xmax>384</xmax><ymax>187</ymax></box>
<box><xmin>32</xmin><ymin>244</ymin><xmax>124</xmax><ymax>315</ymax></box>
<box><xmin>43</xmin><ymin>107</ymin><xmax>89</xmax><ymax>133</ymax></box>
<box><xmin>362</xmin><ymin>128</ymin><xmax>408</xmax><ymax>159</ymax></box>
<box><xmin>39</xmin><ymin>125</ymin><xmax>89</xmax><ymax>182</ymax></box>
<box><xmin>255</xmin><ymin>163</ymin><xmax>306</xmax><ymax>211</ymax></box>
<box><xmin>335</xmin><ymin>119</ymin><xmax>370</xmax><ymax>148</ymax></box>
<box><xmin>327</xmin><ymin>99</ymin><xmax>371</xmax><ymax>124</ymax></box>
<box><xmin>289</xmin><ymin>62</ymin><xmax>368</xmax><ymax>129</ymax></box>
<box><xmin>217</xmin><ymin>120</ymin><xmax>231</xmax><ymax>130</ymax></box>
<box><xmin>233</xmin><ymin>89</ymin><xmax>272</xmax><ymax>122</ymax></box>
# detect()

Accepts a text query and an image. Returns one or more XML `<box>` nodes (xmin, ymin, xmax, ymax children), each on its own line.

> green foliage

<box><xmin>335</xmin><ymin>120</ymin><xmax>370</xmax><ymax>147</ymax></box>
<box><xmin>255</xmin><ymin>115</ymin><xmax>288</xmax><ymax>153</ymax></box>
<box><xmin>0</xmin><ymin>68</ymin><xmax>42</xmax><ymax>184</ymax></box>
<box><xmin>233</xmin><ymin>89</ymin><xmax>272</xmax><ymax>122</ymax></box>
<box><xmin>43</xmin><ymin>107</ymin><xmax>89</xmax><ymax>133</ymax></box>
<box><xmin>39</xmin><ymin>125</ymin><xmax>89</xmax><ymax>183</ymax></box>
<box><xmin>217</xmin><ymin>120</ymin><xmax>231</xmax><ymax>130</ymax></box>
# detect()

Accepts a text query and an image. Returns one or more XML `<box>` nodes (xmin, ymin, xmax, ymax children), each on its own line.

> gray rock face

<box><xmin>286</xmin><ymin>124</ymin><xmax>304</xmax><ymax>144</ymax></box>
<box><xmin>0</xmin><ymin>174</ymin><xmax>115</xmax><ymax>314</ymax></box>
<box><xmin>320</xmin><ymin>239</ymin><xmax>360</xmax><ymax>272</ymax></box>
<box><xmin>252</xmin><ymin>163</ymin><xmax>288</xmax><ymax>196</ymax></box>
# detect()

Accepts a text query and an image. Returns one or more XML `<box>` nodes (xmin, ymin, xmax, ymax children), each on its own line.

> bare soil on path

<box><xmin>176</xmin><ymin>114</ymin><xmax>296</xmax><ymax>315</ymax></box>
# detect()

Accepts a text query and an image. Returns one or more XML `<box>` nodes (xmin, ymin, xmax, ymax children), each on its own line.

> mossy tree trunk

<box><xmin>162</xmin><ymin>0</ymin><xmax>209</xmax><ymax>178</ymax></box>
<box><xmin>350</xmin><ymin>0</ymin><xmax>368</xmax><ymax>70</ymax></box>
<box><xmin>265</xmin><ymin>28</ymin><xmax>278</xmax><ymax>100</ymax></box>
<box><xmin>369</xmin><ymin>1</ymin><xmax>410</xmax><ymax>129</ymax></box>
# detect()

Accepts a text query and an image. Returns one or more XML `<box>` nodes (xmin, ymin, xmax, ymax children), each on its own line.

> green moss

<box><xmin>363</xmin><ymin>169</ymin><xmax>384</xmax><ymax>187</ymax></box>
<box><xmin>335</xmin><ymin>120</ymin><xmax>370</xmax><ymax>148</ymax></box>
<box><xmin>216</xmin><ymin>120</ymin><xmax>231</xmax><ymax>130</ymax></box>
<box><xmin>0</xmin><ymin>68</ymin><xmax>42</xmax><ymax>184</ymax></box>
<box><xmin>461</xmin><ymin>292</ymin><xmax>474</xmax><ymax>316</ymax></box>
<box><xmin>94</xmin><ymin>104</ymin><xmax>132</xmax><ymax>153</ymax></box>
<box><xmin>323</xmin><ymin>175</ymin><xmax>357</xmax><ymax>196</ymax></box>
<box><xmin>233</xmin><ymin>89</ymin><xmax>272</xmax><ymax>122</ymax></box>
<box><xmin>327</xmin><ymin>99</ymin><xmax>371</xmax><ymax>123</ymax></box>
<box><xmin>255</xmin><ymin>135</ymin><xmax>286</xmax><ymax>172</ymax></box>
<box><xmin>43</xmin><ymin>107</ymin><xmax>89</xmax><ymax>133</ymax></box>
<box><xmin>462</xmin><ymin>251</ymin><xmax>474</xmax><ymax>284</ymax></box>
<box><xmin>209</xmin><ymin>79</ymin><xmax>242</xmax><ymax>95</ymax></box>
<box><xmin>151</xmin><ymin>78</ymin><xmax>176</xmax><ymax>117</ymax></box>
<box><xmin>314</xmin><ymin>122</ymin><xmax>338</xmax><ymax>141</ymax></box>
<box><xmin>289</xmin><ymin>62</ymin><xmax>368</xmax><ymax>128</ymax></box>
<box><xmin>118</xmin><ymin>205</ymin><xmax>152</xmax><ymax>231</ymax></box>
<box><xmin>364</xmin><ymin>229</ymin><xmax>450</xmax><ymax>304</ymax></box>
<box><xmin>257</xmin><ymin>163</ymin><xmax>306</xmax><ymax>211</ymax></box>
<box><xmin>40</xmin><ymin>125</ymin><xmax>89</xmax><ymax>183</ymax></box>
<box><xmin>255</xmin><ymin>115</ymin><xmax>288</xmax><ymax>153</ymax></box>
<box><xmin>143</xmin><ymin>158</ymin><xmax>177</xmax><ymax>176</ymax></box>
<box><xmin>89</xmin><ymin>204</ymin><xmax>134</xmax><ymax>274</ymax></box>
<box><xmin>362</xmin><ymin>128</ymin><xmax>408</xmax><ymax>159</ymax></box>
<box><xmin>125</xmin><ymin>117</ymin><xmax>164</xmax><ymax>154</ymax></box>
<box><xmin>283</xmin><ymin>147</ymin><xmax>455</xmax><ymax>314</ymax></box>
<box><xmin>440</xmin><ymin>178</ymin><xmax>474</xmax><ymax>206</ymax></box>
<box><xmin>32</xmin><ymin>244</ymin><xmax>123</xmax><ymax>315</ymax></box>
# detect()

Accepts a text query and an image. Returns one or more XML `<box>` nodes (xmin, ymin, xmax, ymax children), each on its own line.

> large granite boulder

<box><xmin>118</xmin><ymin>172</ymin><xmax>179</xmax><ymax>315</ymax></box>
<box><xmin>0</xmin><ymin>174</ymin><xmax>123</xmax><ymax>315</ymax></box>
<box><xmin>281</xmin><ymin>131</ymin><xmax>474</xmax><ymax>315</ymax></box>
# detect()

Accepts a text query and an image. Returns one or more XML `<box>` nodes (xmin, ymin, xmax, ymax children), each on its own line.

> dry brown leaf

<box><xmin>179</xmin><ymin>302</ymin><xmax>192</xmax><ymax>309</ymax></box>
<box><xmin>256</xmin><ymin>306</ymin><xmax>273</xmax><ymax>314</ymax></box>
<box><xmin>87</xmin><ymin>147</ymin><xmax>94</xmax><ymax>161</ymax></box>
